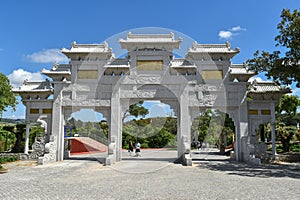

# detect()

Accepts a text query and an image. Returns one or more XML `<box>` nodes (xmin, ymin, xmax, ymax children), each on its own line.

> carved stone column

<box><xmin>51</xmin><ymin>84</ymin><xmax>64</xmax><ymax>161</ymax></box>
<box><xmin>107</xmin><ymin>87</ymin><xmax>122</xmax><ymax>164</ymax></box>
<box><xmin>190</xmin><ymin>107</ymin><xmax>199</xmax><ymax>141</ymax></box>
<box><xmin>270</xmin><ymin>102</ymin><xmax>277</xmax><ymax>155</ymax></box>
<box><xmin>24</xmin><ymin>101</ymin><xmax>31</xmax><ymax>155</ymax></box>
<box><xmin>178</xmin><ymin>90</ymin><xmax>192</xmax><ymax>165</ymax></box>
<box><xmin>24</xmin><ymin>123</ymin><xmax>30</xmax><ymax>154</ymax></box>
<box><xmin>238</xmin><ymin>100</ymin><xmax>249</xmax><ymax>162</ymax></box>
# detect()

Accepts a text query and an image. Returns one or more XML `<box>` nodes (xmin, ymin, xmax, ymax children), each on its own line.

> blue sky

<box><xmin>1</xmin><ymin>0</ymin><xmax>299</xmax><ymax>120</ymax></box>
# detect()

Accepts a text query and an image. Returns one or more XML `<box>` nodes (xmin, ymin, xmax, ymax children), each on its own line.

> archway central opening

<box><xmin>122</xmin><ymin>100</ymin><xmax>178</xmax><ymax>162</ymax></box>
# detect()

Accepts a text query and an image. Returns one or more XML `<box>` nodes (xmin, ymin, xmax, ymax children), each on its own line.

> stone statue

<box><xmin>37</xmin><ymin>115</ymin><xmax>47</xmax><ymax>135</ymax></box>
<box><xmin>30</xmin><ymin>115</ymin><xmax>48</xmax><ymax>159</ymax></box>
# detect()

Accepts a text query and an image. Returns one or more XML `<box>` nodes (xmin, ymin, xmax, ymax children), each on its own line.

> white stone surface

<box><xmin>13</xmin><ymin>32</ymin><xmax>289</xmax><ymax>165</ymax></box>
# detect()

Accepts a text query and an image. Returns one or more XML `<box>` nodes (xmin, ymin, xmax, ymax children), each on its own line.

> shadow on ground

<box><xmin>192</xmin><ymin>149</ymin><xmax>300</xmax><ymax>179</ymax></box>
<box><xmin>121</xmin><ymin>157</ymin><xmax>176</xmax><ymax>162</ymax></box>
<box><xmin>196</xmin><ymin>160</ymin><xmax>300</xmax><ymax>179</ymax></box>
<box><xmin>66</xmin><ymin>156</ymin><xmax>105</xmax><ymax>164</ymax></box>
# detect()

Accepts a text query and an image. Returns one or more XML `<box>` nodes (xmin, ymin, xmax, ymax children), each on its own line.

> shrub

<box><xmin>290</xmin><ymin>143</ymin><xmax>300</xmax><ymax>152</ymax></box>
<box><xmin>0</xmin><ymin>155</ymin><xmax>19</xmax><ymax>164</ymax></box>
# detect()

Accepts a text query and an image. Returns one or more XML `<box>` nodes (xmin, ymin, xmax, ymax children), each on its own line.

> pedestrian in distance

<box><xmin>128</xmin><ymin>141</ymin><xmax>134</xmax><ymax>156</ymax></box>
<box><xmin>135</xmin><ymin>142</ymin><xmax>141</xmax><ymax>157</ymax></box>
<box><xmin>196</xmin><ymin>140</ymin><xmax>201</xmax><ymax>150</ymax></box>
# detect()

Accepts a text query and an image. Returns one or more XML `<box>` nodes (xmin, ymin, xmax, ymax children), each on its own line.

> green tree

<box><xmin>122</xmin><ymin>101</ymin><xmax>149</xmax><ymax>121</ymax></box>
<box><xmin>99</xmin><ymin>120</ymin><xmax>109</xmax><ymax>138</ymax></box>
<box><xmin>148</xmin><ymin>128</ymin><xmax>174</xmax><ymax>148</ymax></box>
<box><xmin>29</xmin><ymin>126</ymin><xmax>44</xmax><ymax>147</ymax></box>
<box><xmin>274</xmin><ymin>95</ymin><xmax>300</xmax><ymax>152</ymax></box>
<box><xmin>276</xmin><ymin>123</ymin><xmax>297</xmax><ymax>152</ymax></box>
<box><xmin>248</xmin><ymin>9</ymin><xmax>300</xmax><ymax>86</ymax></box>
<box><xmin>0</xmin><ymin>73</ymin><xmax>17</xmax><ymax>117</ymax></box>
<box><xmin>122</xmin><ymin>101</ymin><xmax>149</xmax><ymax>146</ymax></box>
<box><xmin>194</xmin><ymin>109</ymin><xmax>212</xmax><ymax>143</ymax></box>
<box><xmin>163</xmin><ymin>117</ymin><xmax>177</xmax><ymax>135</ymax></box>
<box><xmin>192</xmin><ymin>109</ymin><xmax>235</xmax><ymax>153</ymax></box>
<box><xmin>0</xmin><ymin>126</ymin><xmax>16</xmax><ymax>151</ymax></box>
<box><xmin>85</xmin><ymin>122</ymin><xmax>93</xmax><ymax>136</ymax></box>
<box><xmin>276</xmin><ymin>95</ymin><xmax>300</xmax><ymax>116</ymax></box>
<box><xmin>3</xmin><ymin>124</ymin><xmax>26</xmax><ymax>153</ymax></box>
<box><xmin>122</xmin><ymin>117</ymin><xmax>176</xmax><ymax>148</ymax></box>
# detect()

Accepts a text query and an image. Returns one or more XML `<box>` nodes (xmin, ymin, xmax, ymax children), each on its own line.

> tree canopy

<box><xmin>0</xmin><ymin>73</ymin><xmax>17</xmax><ymax>117</ymax></box>
<box><xmin>248</xmin><ymin>9</ymin><xmax>300</xmax><ymax>86</ymax></box>
<box><xmin>276</xmin><ymin>94</ymin><xmax>300</xmax><ymax>116</ymax></box>
<box><xmin>122</xmin><ymin>101</ymin><xmax>149</xmax><ymax>121</ymax></box>
<box><xmin>273</xmin><ymin>94</ymin><xmax>300</xmax><ymax>152</ymax></box>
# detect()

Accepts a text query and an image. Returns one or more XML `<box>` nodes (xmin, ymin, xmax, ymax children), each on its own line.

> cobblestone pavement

<box><xmin>1</xmin><ymin>149</ymin><xmax>300</xmax><ymax>200</ymax></box>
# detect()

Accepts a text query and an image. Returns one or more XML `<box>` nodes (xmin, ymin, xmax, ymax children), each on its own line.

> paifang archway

<box><xmin>14</xmin><ymin>32</ymin><xmax>289</xmax><ymax>166</ymax></box>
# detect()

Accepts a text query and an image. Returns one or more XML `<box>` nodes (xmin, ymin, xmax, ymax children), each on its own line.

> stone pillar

<box><xmin>108</xmin><ymin>88</ymin><xmax>122</xmax><ymax>163</ymax></box>
<box><xmin>51</xmin><ymin>84</ymin><xmax>64</xmax><ymax>161</ymax></box>
<box><xmin>270</xmin><ymin>102</ymin><xmax>277</xmax><ymax>155</ymax></box>
<box><xmin>235</xmin><ymin>100</ymin><xmax>249</xmax><ymax>162</ymax></box>
<box><xmin>24</xmin><ymin>101</ymin><xmax>31</xmax><ymax>155</ymax></box>
<box><xmin>53</xmin><ymin>103</ymin><xmax>63</xmax><ymax>161</ymax></box>
<box><xmin>190</xmin><ymin>108</ymin><xmax>199</xmax><ymax>141</ymax></box>
<box><xmin>24</xmin><ymin>123</ymin><xmax>30</xmax><ymax>154</ymax></box>
<box><xmin>178</xmin><ymin>91</ymin><xmax>192</xmax><ymax>165</ymax></box>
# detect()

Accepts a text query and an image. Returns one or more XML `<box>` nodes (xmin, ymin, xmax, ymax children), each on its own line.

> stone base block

<box><xmin>248</xmin><ymin>157</ymin><xmax>261</xmax><ymax>165</ymax></box>
<box><xmin>183</xmin><ymin>154</ymin><xmax>192</xmax><ymax>166</ymax></box>
<box><xmin>38</xmin><ymin>157</ymin><xmax>45</xmax><ymax>165</ymax></box>
<box><xmin>64</xmin><ymin>150</ymin><xmax>70</xmax><ymax>159</ymax></box>
<box><xmin>105</xmin><ymin>155</ymin><xmax>115</xmax><ymax>166</ymax></box>
<box><xmin>230</xmin><ymin>151</ymin><xmax>236</xmax><ymax>160</ymax></box>
<box><xmin>20</xmin><ymin>153</ymin><xmax>29</xmax><ymax>160</ymax></box>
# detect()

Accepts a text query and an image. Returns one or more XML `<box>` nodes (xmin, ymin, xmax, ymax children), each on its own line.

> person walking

<box><xmin>196</xmin><ymin>140</ymin><xmax>200</xmax><ymax>150</ymax></box>
<box><xmin>135</xmin><ymin>142</ymin><xmax>141</xmax><ymax>157</ymax></box>
<box><xmin>128</xmin><ymin>141</ymin><xmax>134</xmax><ymax>156</ymax></box>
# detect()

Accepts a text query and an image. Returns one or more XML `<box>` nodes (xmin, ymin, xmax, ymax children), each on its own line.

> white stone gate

<box><xmin>14</xmin><ymin>32</ymin><xmax>289</xmax><ymax>165</ymax></box>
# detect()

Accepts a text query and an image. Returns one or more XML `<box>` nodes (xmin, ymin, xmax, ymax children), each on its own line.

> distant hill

<box><xmin>0</xmin><ymin>118</ymin><xmax>25</xmax><ymax>124</ymax></box>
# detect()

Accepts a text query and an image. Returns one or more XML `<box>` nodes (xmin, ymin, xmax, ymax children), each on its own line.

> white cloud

<box><xmin>71</xmin><ymin>109</ymin><xmax>105</xmax><ymax>122</ymax></box>
<box><xmin>230</xmin><ymin>26</ymin><xmax>246</xmax><ymax>32</ymax></box>
<box><xmin>8</xmin><ymin>69</ymin><xmax>44</xmax><ymax>88</ymax></box>
<box><xmin>219</xmin><ymin>26</ymin><xmax>246</xmax><ymax>40</ymax></box>
<box><xmin>156</xmin><ymin>102</ymin><xmax>169</xmax><ymax>109</ymax></box>
<box><xmin>149</xmin><ymin>104</ymin><xmax>168</xmax><ymax>118</ymax></box>
<box><xmin>26</xmin><ymin>49</ymin><xmax>69</xmax><ymax>63</ymax></box>
<box><xmin>218</xmin><ymin>31</ymin><xmax>232</xmax><ymax>40</ymax></box>
<box><xmin>147</xmin><ymin>100</ymin><xmax>161</xmax><ymax>104</ymax></box>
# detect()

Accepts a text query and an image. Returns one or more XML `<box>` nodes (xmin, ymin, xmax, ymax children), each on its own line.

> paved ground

<box><xmin>1</xmin><ymin>149</ymin><xmax>300</xmax><ymax>200</ymax></box>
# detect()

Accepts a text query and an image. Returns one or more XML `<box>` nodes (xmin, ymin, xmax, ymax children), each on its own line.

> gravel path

<box><xmin>1</xmin><ymin>149</ymin><xmax>299</xmax><ymax>200</ymax></box>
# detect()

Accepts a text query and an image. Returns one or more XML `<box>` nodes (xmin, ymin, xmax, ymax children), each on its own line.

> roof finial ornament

<box><xmin>225</xmin><ymin>41</ymin><xmax>231</xmax><ymax>49</ymax></box>
<box><xmin>192</xmin><ymin>41</ymin><xmax>198</xmax><ymax>50</ymax></box>
<box><xmin>104</xmin><ymin>41</ymin><xmax>108</xmax><ymax>47</ymax></box>
<box><xmin>72</xmin><ymin>41</ymin><xmax>76</xmax><ymax>48</ymax></box>
<box><xmin>170</xmin><ymin>32</ymin><xmax>174</xmax><ymax>39</ymax></box>
<box><xmin>52</xmin><ymin>61</ymin><xmax>59</xmax><ymax>70</ymax></box>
